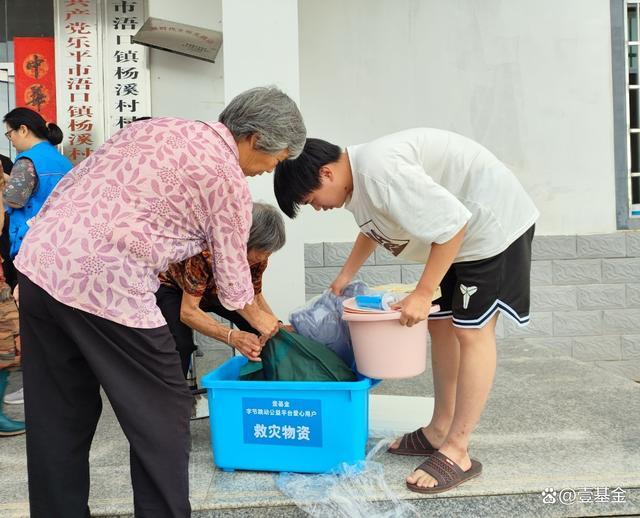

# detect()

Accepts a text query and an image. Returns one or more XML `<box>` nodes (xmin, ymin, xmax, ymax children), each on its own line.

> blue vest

<box><xmin>7</xmin><ymin>141</ymin><xmax>72</xmax><ymax>258</ymax></box>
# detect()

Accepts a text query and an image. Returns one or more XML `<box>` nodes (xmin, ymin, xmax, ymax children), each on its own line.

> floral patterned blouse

<box><xmin>15</xmin><ymin>118</ymin><xmax>254</xmax><ymax>328</ymax></box>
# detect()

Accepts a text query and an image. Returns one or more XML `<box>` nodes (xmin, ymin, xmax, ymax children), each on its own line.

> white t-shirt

<box><xmin>345</xmin><ymin>128</ymin><xmax>539</xmax><ymax>263</ymax></box>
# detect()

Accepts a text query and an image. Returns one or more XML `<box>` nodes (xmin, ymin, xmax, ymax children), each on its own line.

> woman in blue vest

<box><xmin>0</xmin><ymin>108</ymin><xmax>72</xmax><ymax>417</ymax></box>
<box><xmin>3</xmin><ymin>107</ymin><xmax>72</xmax><ymax>259</ymax></box>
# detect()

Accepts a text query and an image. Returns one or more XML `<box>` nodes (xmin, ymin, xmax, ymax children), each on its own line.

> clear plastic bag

<box><xmin>289</xmin><ymin>281</ymin><xmax>369</xmax><ymax>366</ymax></box>
<box><xmin>277</xmin><ymin>438</ymin><xmax>419</xmax><ymax>518</ymax></box>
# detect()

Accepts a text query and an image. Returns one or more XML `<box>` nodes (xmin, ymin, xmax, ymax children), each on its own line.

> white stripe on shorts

<box><xmin>452</xmin><ymin>299</ymin><xmax>530</xmax><ymax>329</ymax></box>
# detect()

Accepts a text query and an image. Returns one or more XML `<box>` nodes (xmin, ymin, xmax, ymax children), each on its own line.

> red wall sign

<box><xmin>14</xmin><ymin>37</ymin><xmax>57</xmax><ymax>123</ymax></box>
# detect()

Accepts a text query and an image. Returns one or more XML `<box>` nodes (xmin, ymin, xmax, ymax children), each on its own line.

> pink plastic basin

<box><xmin>343</xmin><ymin>299</ymin><xmax>437</xmax><ymax>379</ymax></box>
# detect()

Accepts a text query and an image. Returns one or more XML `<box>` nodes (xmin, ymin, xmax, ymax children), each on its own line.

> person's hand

<box><xmin>229</xmin><ymin>330</ymin><xmax>263</xmax><ymax>362</ymax></box>
<box><xmin>392</xmin><ymin>291</ymin><xmax>432</xmax><ymax>327</ymax></box>
<box><xmin>252</xmin><ymin>309</ymin><xmax>279</xmax><ymax>340</ymax></box>
<box><xmin>329</xmin><ymin>273</ymin><xmax>351</xmax><ymax>296</ymax></box>
<box><xmin>12</xmin><ymin>284</ymin><xmax>18</xmax><ymax>307</ymax></box>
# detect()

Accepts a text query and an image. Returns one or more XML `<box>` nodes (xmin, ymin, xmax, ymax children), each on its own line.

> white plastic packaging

<box><xmin>276</xmin><ymin>438</ymin><xmax>419</xmax><ymax>518</ymax></box>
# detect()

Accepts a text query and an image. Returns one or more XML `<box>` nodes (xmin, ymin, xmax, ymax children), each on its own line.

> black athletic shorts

<box><xmin>429</xmin><ymin>225</ymin><xmax>535</xmax><ymax>329</ymax></box>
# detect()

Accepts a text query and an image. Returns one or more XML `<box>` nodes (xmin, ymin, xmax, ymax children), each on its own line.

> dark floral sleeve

<box><xmin>250</xmin><ymin>259</ymin><xmax>268</xmax><ymax>295</ymax></box>
<box><xmin>3</xmin><ymin>158</ymin><xmax>36</xmax><ymax>208</ymax></box>
<box><xmin>181</xmin><ymin>252</ymin><xmax>213</xmax><ymax>297</ymax></box>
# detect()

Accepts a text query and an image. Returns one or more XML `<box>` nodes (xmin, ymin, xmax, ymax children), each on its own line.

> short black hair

<box><xmin>273</xmin><ymin>138</ymin><xmax>341</xmax><ymax>218</ymax></box>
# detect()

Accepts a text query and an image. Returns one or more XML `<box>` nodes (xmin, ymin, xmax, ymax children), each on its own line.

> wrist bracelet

<box><xmin>226</xmin><ymin>328</ymin><xmax>233</xmax><ymax>345</ymax></box>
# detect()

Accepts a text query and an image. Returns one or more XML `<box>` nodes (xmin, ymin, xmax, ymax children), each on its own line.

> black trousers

<box><xmin>19</xmin><ymin>273</ymin><xmax>192</xmax><ymax>518</ymax></box>
<box><xmin>155</xmin><ymin>285</ymin><xmax>258</xmax><ymax>378</ymax></box>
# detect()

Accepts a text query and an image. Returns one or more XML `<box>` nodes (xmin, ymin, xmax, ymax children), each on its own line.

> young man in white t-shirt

<box><xmin>274</xmin><ymin>128</ymin><xmax>539</xmax><ymax>494</ymax></box>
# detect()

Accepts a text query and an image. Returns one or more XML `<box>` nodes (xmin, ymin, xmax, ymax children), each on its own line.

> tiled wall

<box><xmin>305</xmin><ymin>232</ymin><xmax>640</xmax><ymax>382</ymax></box>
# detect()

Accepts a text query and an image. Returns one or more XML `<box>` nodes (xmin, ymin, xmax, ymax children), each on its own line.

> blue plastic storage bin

<box><xmin>200</xmin><ymin>356</ymin><xmax>377</xmax><ymax>473</ymax></box>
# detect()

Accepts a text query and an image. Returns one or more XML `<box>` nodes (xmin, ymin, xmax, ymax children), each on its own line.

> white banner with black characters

<box><xmin>55</xmin><ymin>0</ymin><xmax>105</xmax><ymax>164</ymax></box>
<box><xmin>102</xmin><ymin>0</ymin><xmax>150</xmax><ymax>136</ymax></box>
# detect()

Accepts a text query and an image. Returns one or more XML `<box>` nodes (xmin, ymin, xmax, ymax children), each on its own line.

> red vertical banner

<box><xmin>14</xmin><ymin>37</ymin><xmax>57</xmax><ymax>123</ymax></box>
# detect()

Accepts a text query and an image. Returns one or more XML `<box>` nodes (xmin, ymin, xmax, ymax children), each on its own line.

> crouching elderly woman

<box><xmin>156</xmin><ymin>203</ymin><xmax>286</xmax><ymax>376</ymax></box>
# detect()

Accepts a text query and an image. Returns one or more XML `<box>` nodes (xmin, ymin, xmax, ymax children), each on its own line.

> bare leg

<box><xmin>389</xmin><ymin>318</ymin><xmax>459</xmax><ymax>450</ymax></box>
<box><xmin>407</xmin><ymin>314</ymin><xmax>498</xmax><ymax>488</ymax></box>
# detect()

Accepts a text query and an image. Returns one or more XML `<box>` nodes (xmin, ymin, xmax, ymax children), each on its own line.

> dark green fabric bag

<box><xmin>239</xmin><ymin>329</ymin><xmax>357</xmax><ymax>382</ymax></box>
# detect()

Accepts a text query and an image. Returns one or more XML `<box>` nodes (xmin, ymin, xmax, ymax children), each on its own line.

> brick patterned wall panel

<box><xmin>356</xmin><ymin>265</ymin><xmax>402</xmax><ymax>286</ymax></box>
<box><xmin>531</xmin><ymin>261</ymin><xmax>553</xmax><ymax>286</ymax></box>
<box><xmin>305</xmin><ymin>267</ymin><xmax>342</xmax><ymax>293</ymax></box>
<box><xmin>530</xmin><ymin>285</ymin><xmax>577</xmax><ymax>311</ymax></box>
<box><xmin>577</xmin><ymin>234</ymin><xmax>626</xmax><ymax>258</ymax></box>
<box><xmin>306</xmin><ymin>265</ymin><xmax>401</xmax><ymax>294</ymax></box>
<box><xmin>604</xmin><ymin>309</ymin><xmax>640</xmax><ymax>333</ymax></box>
<box><xmin>554</xmin><ymin>311</ymin><xmax>603</xmax><ymax>336</ymax></box>
<box><xmin>626</xmin><ymin>284</ymin><xmax>640</xmax><ymax>307</ymax></box>
<box><xmin>375</xmin><ymin>246</ymin><xmax>419</xmax><ymax>265</ymax></box>
<box><xmin>522</xmin><ymin>337</ymin><xmax>573</xmax><ymax>357</ymax></box>
<box><xmin>572</xmin><ymin>336</ymin><xmax>622</xmax><ymax>361</ymax></box>
<box><xmin>621</xmin><ymin>335</ymin><xmax>640</xmax><ymax>359</ymax></box>
<box><xmin>553</xmin><ymin>260</ymin><xmax>602</xmax><ymax>285</ymax></box>
<box><xmin>626</xmin><ymin>231</ymin><xmax>640</xmax><ymax>257</ymax></box>
<box><xmin>577</xmin><ymin>284</ymin><xmax>626</xmax><ymax>310</ymax></box>
<box><xmin>304</xmin><ymin>243</ymin><xmax>324</xmax><ymax>268</ymax></box>
<box><xmin>532</xmin><ymin>235</ymin><xmax>577</xmax><ymax>260</ymax></box>
<box><xmin>603</xmin><ymin>258</ymin><xmax>640</xmax><ymax>283</ymax></box>
<box><xmin>324</xmin><ymin>242</ymin><xmax>375</xmax><ymax>267</ymax></box>
<box><xmin>503</xmin><ymin>312</ymin><xmax>553</xmax><ymax>337</ymax></box>
<box><xmin>401</xmin><ymin>265</ymin><xmax>425</xmax><ymax>284</ymax></box>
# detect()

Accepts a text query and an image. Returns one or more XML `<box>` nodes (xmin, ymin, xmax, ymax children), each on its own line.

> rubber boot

<box><xmin>0</xmin><ymin>370</ymin><xmax>25</xmax><ymax>436</ymax></box>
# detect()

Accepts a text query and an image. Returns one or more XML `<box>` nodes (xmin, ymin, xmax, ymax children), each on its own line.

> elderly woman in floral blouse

<box><xmin>157</xmin><ymin>202</ymin><xmax>288</xmax><ymax>377</ymax></box>
<box><xmin>14</xmin><ymin>86</ymin><xmax>306</xmax><ymax>518</ymax></box>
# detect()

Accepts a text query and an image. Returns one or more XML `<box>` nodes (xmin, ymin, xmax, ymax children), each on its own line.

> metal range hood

<box><xmin>132</xmin><ymin>17</ymin><xmax>222</xmax><ymax>63</ymax></box>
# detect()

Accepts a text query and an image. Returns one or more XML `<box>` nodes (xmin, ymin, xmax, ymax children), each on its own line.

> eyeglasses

<box><xmin>4</xmin><ymin>129</ymin><xmax>14</xmax><ymax>139</ymax></box>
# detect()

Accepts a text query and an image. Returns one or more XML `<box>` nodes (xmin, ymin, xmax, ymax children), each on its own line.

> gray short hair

<box><xmin>218</xmin><ymin>86</ymin><xmax>306</xmax><ymax>158</ymax></box>
<box><xmin>248</xmin><ymin>203</ymin><xmax>286</xmax><ymax>253</ymax></box>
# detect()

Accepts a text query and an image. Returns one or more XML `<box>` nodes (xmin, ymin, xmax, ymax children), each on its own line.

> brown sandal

<box><xmin>387</xmin><ymin>428</ymin><xmax>436</xmax><ymax>456</ymax></box>
<box><xmin>406</xmin><ymin>451</ymin><xmax>482</xmax><ymax>494</ymax></box>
